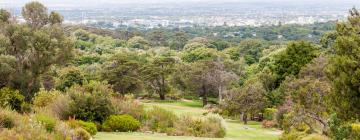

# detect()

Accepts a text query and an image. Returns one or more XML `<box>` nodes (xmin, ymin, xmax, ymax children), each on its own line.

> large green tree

<box><xmin>0</xmin><ymin>3</ymin><xmax>73</xmax><ymax>100</ymax></box>
<box><xmin>142</xmin><ymin>54</ymin><xmax>176</xmax><ymax>100</ymax></box>
<box><xmin>326</xmin><ymin>8</ymin><xmax>360</xmax><ymax>121</ymax></box>
<box><xmin>102</xmin><ymin>51</ymin><xmax>146</xmax><ymax>94</ymax></box>
<box><xmin>271</xmin><ymin>41</ymin><xmax>318</xmax><ymax>84</ymax></box>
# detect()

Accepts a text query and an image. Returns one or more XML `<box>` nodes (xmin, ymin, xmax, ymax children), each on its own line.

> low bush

<box><xmin>350</xmin><ymin>123</ymin><xmax>360</xmax><ymax>139</ymax></box>
<box><xmin>0</xmin><ymin>116</ymin><xmax>57</xmax><ymax>140</ymax></box>
<box><xmin>33</xmin><ymin>89</ymin><xmax>61</xmax><ymax>108</ymax></box>
<box><xmin>0</xmin><ymin>108</ymin><xmax>19</xmax><ymax>129</ymax></box>
<box><xmin>262</xmin><ymin>120</ymin><xmax>278</xmax><ymax>128</ymax></box>
<box><xmin>55</xmin><ymin>121</ymin><xmax>91</xmax><ymax>140</ymax></box>
<box><xmin>328</xmin><ymin>114</ymin><xmax>351</xmax><ymax>140</ymax></box>
<box><xmin>74</xmin><ymin>128</ymin><xmax>92</xmax><ymax>140</ymax></box>
<box><xmin>102</xmin><ymin>114</ymin><xmax>141</xmax><ymax>132</ymax></box>
<box><xmin>280</xmin><ymin>131</ymin><xmax>307</xmax><ymax>140</ymax></box>
<box><xmin>67</xmin><ymin>119</ymin><xmax>98</xmax><ymax>136</ymax></box>
<box><xmin>302</xmin><ymin>134</ymin><xmax>330</xmax><ymax>140</ymax></box>
<box><xmin>0</xmin><ymin>87</ymin><xmax>25</xmax><ymax>112</ymax></box>
<box><xmin>66</xmin><ymin>82</ymin><xmax>114</xmax><ymax>123</ymax></box>
<box><xmin>48</xmin><ymin>94</ymin><xmax>71</xmax><ymax>120</ymax></box>
<box><xmin>168</xmin><ymin>114</ymin><xmax>226</xmax><ymax>138</ymax></box>
<box><xmin>264</xmin><ymin>108</ymin><xmax>278</xmax><ymax>121</ymax></box>
<box><xmin>78</xmin><ymin>120</ymin><xmax>98</xmax><ymax>136</ymax></box>
<box><xmin>35</xmin><ymin>114</ymin><xmax>57</xmax><ymax>132</ymax></box>
<box><xmin>146</xmin><ymin>106</ymin><xmax>178</xmax><ymax>132</ymax></box>
<box><xmin>111</xmin><ymin>96</ymin><xmax>146</xmax><ymax>121</ymax></box>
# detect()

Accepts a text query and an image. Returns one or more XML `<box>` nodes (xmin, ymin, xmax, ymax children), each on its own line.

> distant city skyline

<box><xmin>2</xmin><ymin>0</ymin><xmax>360</xmax><ymax>8</ymax></box>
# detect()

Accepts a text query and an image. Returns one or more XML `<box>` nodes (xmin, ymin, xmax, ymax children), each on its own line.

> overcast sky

<box><xmin>2</xmin><ymin>0</ymin><xmax>360</xmax><ymax>7</ymax></box>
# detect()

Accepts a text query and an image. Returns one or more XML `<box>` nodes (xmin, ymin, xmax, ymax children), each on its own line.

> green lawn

<box><xmin>94</xmin><ymin>100</ymin><xmax>281</xmax><ymax>140</ymax></box>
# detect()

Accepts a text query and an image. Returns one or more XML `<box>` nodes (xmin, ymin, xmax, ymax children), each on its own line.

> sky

<box><xmin>1</xmin><ymin>0</ymin><xmax>360</xmax><ymax>7</ymax></box>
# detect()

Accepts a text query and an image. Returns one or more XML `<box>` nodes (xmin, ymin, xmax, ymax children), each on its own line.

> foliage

<box><xmin>350</xmin><ymin>123</ymin><xmax>360</xmax><ymax>140</ymax></box>
<box><xmin>168</xmin><ymin>114</ymin><xmax>226</xmax><ymax>138</ymax></box>
<box><xmin>142</xmin><ymin>55</ymin><xmax>176</xmax><ymax>100</ymax></box>
<box><xmin>66</xmin><ymin>82</ymin><xmax>114</xmax><ymax>123</ymax></box>
<box><xmin>56</xmin><ymin>67</ymin><xmax>85</xmax><ymax>91</ymax></box>
<box><xmin>102</xmin><ymin>51</ymin><xmax>146</xmax><ymax>94</ymax></box>
<box><xmin>301</xmin><ymin>134</ymin><xmax>330</xmax><ymax>140</ymax></box>
<box><xmin>74</xmin><ymin>128</ymin><xmax>92</xmax><ymax>140</ymax></box>
<box><xmin>48</xmin><ymin>94</ymin><xmax>71</xmax><ymax>120</ymax></box>
<box><xmin>35</xmin><ymin>114</ymin><xmax>57</xmax><ymax>132</ymax></box>
<box><xmin>328</xmin><ymin>114</ymin><xmax>351</xmax><ymax>140</ymax></box>
<box><xmin>0</xmin><ymin>9</ymin><xmax>11</xmax><ymax>22</ymax></box>
<box><xmin>146</xmin><ymin>106</ymin><xmax>178</xmax><ymax>132</ymax></box>
<box><xmin>67</xmin><ymin>119</ymin><xmax>98</xmax><ymax>136</ymax></box>
<box><xmin>78</xmin><ymin>121</ymin><xmax>98</xmax><ymax>136</ymax></box>
<box><xmin>264</xmin><ymin>108</ymin><xmax>278</xmax><ymax>121</ymax></box>
<box><xmin>33</xmin><ymin>89</ymin><xmax>61</xmax><ymax>108</ymax></box>
<box><xmin>271</xmin><ymin>41</ymin><xmax>318</xmax><ymax>83</ymax></box>
<box><xmin>326</xmin><ymin>8</ymin><xmax>360</xmax><ymax>121</ymax></box>
<box><xmin>102</xmin><ymin>114</ymin><xmax>141</xmax><ymax>132</ymax></box>
<box><xmin>128</xmin><ymin>36</ymin><xmax>149</xmax><ymax>49</ymax></box>
<box><xmin>0</xmin><ymin>108</ymin><xmax>19</xmax><ymax>129</ymax></box>
<box><xmin>223</xmin><ymin>78</ymin><xmax>267</xmax><ymax>124</ymax></box>
<box><xmin>0</xmin><ymin>87</ymin><xmax>25</xmax><ymax>112</ymax></box>
<box><xmin>0</xmin><ymin>5</ymin><xmax>73</xmax><ymax>99</ymax></box>
<box><xmin>111</xmin><ymin>96</ymin><xmax>146</xmax><ymax>121</ymax></box>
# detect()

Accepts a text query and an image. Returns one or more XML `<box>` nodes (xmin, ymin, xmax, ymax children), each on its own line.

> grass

<box><xmin>94</xmin><ymin>100</ymin><xmax>281</xmax><ymax>140</ymax></box>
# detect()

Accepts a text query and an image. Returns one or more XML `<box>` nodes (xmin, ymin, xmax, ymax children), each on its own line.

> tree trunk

<box><xmin>159</xmin><ymin>93</ymin><xmax>165</xmax><ymax>100</ymax></box>
<box><xmin>218</xmin><ymin>86</ymin><xmax>223</xmax><ymax>104</ymax></box>
<box><xmin>202</xmin><ymin>85</ymin><xmax>208</xmax><ymax>106</ymax></box>
<box><xmin>243</xmin><ymin>112</ymin><xmax>248</xmax><ymax>125</ymax></box>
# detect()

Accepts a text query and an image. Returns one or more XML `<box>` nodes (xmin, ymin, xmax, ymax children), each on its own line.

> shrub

<box><xmin>0</xmin><ymin>116</ymin><xmax>57</xmax><ymax>140</ymax></box>
<box><xmin>78</xmin><ymin>120</ymin><xmax>98</xmax><ymax>136</ymax></box>
<box><xmin>56</xmin><ymin>67</ymin><xmax>85</xmax><ymax>91</ymax></box>
<box><xmin>302</xmin><ymin>134</ymin><xmax>330</xmax><ymax>140</ymax></box>
<box><xmin>262</xmin><ymin>120</ymin><xmax>278</xmax><ymax>128</ymax></box>
<box><xmin>146</xmin><ymin>106</ymin><xmax>178</xmax><ymax>132</ymax></box>
<box><xmin>280</xmin><ymin>131</ymin><xmax>307</xmax><ymax>140</ymax></box>
<box><xmin>67</xmin><ymin>119</ymin><xmax>98</xmax><ymax>136</ymax></box>
<box><xmin>0</xmin><ymin>108</ymin><xmax>19</xmax><ymax>129</ymax></box>
<box><xmin>48</xmin><ymin>94</ymin><xmax>71</xmax><ymax>120</ymax></box>
<box><xmin>66</xmin><ymin>81</ymin><xmax>114</xmax><ymax>123</ymax></box>
<box><xmin>350</xmin><ymin>123</ymin><xmax>360</xmax><ymax>140</ymax></box>
<box><xmin>74</xmin><ymin>127</ymin><xmax>91</xmax><ymax>140</ymax></box>
<box><xmin>33</xmin><ymin>89</ymin><xmax>61</xmax><ymax>108</ymax></box>
<box><xmin>111</xmin><ymin>96</ymin><xmax>146</xmax><ymax>121</ymax></box>
<box><xmin>102</xmin><ymin>114</ymin><xmax>140</xmax><ymax>132</ymax></box>
<box><xmin>0</xmin><ymin>87</ymin><xmax>25</xmax><ymax>112</ymax></box>
<box><xmin>328</xmin><ymin>114</ymin><xmax>351</xmax><ymax>140</ymax></box>
<box><xmin>35</xmin><ymin>114</ymin><xmax>57</xmax><ymax>132</ymax></box>
<box><xmin>264</xmin><ymin>108</ymin><xmax>278</xmax><ymax>121</ymax></box>
<box><xmin>168</xmin><ymin>114</ymin><xmax>226</xmax><ymax>138</ymax></box>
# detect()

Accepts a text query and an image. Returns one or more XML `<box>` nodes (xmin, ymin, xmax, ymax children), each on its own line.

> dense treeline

<box><xmin>0</xmin><ymin>1</ymin><xmax>360</xmax><ymax>140</ymax></box>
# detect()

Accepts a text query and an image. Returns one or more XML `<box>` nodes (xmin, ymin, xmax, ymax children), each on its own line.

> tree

<box><xmin>146</xmin><ymin>29</ymin><xmax>168</xmax><ymax>46</ymax></box>
<box><xmin>284</xmin><ymin>56</ymin><xmax>331</xmax><ymax>134</ymax></box>
<box><xmin>223</xmin><ymin>78</ymin><xmax>267</xmax><ymax>124</ymax></box>
<box><xmin>49</xmin><ymin>11</ymin><xmax>63</xmax><ymax>25</ymax></box>
<box><xmin>0</xmin><ymin>5</ymin><xmax>73</xmax><ymax>100</ymax></box>
<box><xmin>56</xmin><ymin>67</ymin><xmax>85</xmax><ymax>91</ymax></box>
<box><xmin>238</xmin><ymin>39</ymin><xmax>265</xmax><ymax>65</ymax></box>
<box><xmin>142</xmin><ymin>55</ymin><xmax>176</xmax><ymax>100</ymax></box>
<box><xmin>184</xmin><ymin>60</ymin><xmax>217</xmax><ymax>106</ymax></box>
<box><xmin>169</xmin><ymin>31</ymin><xmax>188</xmax><ymax>50</ymax></box>
<box><xmin>271</xmin><ymin>41</ymin><xmax>318</xmax><ymax>84</ymax></box>
<box><xmin>127</xmin><ymin>36</ymin><xmax>149</xmax><ymax>49</ymax></box>
<box><xmin>22</xmin><ymin>2</ymin><xmax>49</xmax><ymax>28</ymax></box>
<box><xmin>326</xmin><ymin>8</ymin><xmax>360</xmax><ymax>121</ymax></box>
<box><xmin>0</xmin><ymin>9</ymin><xmax>11</xmax><ymax>23</ymax></box>
<box><xmin>102</xmin><ymin>52</ymin><xmax>146</xmax><ymax>94</ymax></box>
<box><xmin>182</xmin><ymin>47</ymin><xmax>218</xmax><ymax>63</ymax></box>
